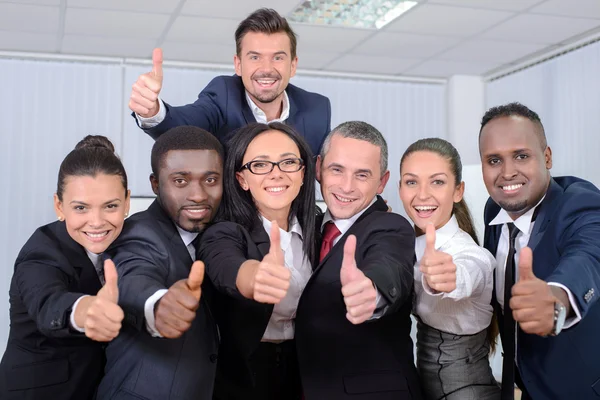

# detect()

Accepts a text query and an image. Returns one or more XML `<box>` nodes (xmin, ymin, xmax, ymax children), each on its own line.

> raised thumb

<box><xmin>518</xmin><ymin>246</ymin><xmax>535</xmax><ymax>281</ymax></box>
<box><xmin>187</xmin><ymin>260</ymin><xmax>205</xmax><ymax>291</ymax></box>
<box><xmin>98</xmin><ymin>259</ymin><xmax>118</xmax><ymax>303</ymax></box>
<box><xmin>340</xmin><ymin>235</ymin><xmax>360</xmax><ymax>285</ymax></box>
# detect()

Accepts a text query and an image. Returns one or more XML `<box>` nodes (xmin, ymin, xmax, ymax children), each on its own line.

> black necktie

<box><xmin>501</xmin><ymin>222</ymin><xmax>521</xmax><ymax>400</ymax></box>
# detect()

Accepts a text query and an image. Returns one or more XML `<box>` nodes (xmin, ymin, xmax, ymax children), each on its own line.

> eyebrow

<box><xmin>483</xmin><ymin>148</ymin><xmax>531</xmax><ymax>158</ymax></box>
<box><xmin>252</xmin><ymin>153</ymin><xmax>298</xmax><ymax>160</ymax></box>
<box><xmin>246</xmin><ymin>50</ymin><xmax>288</xmax><ymax>56</ymax></box>
<box><xmin>70</xmin><ymin>198</ymin><xmax>121</xmax><ymax>206</ymax></box>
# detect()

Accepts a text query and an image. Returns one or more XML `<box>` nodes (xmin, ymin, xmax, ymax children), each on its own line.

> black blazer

<box><xmin>198</xmin><ymin>218</ymin><xmax>275</xmax><ymax>394</ymax></box>
<box><xmin>295</xmin><ymin>197</ymin><xmax>423</xmax><ymax>400</ymax></box>
<box><xmin>137</xmin><ymin>75</ymin><xmax>332</xmax><ymax>156</ymax></box>
<box><xmin>97</xmin><ymin>201</ymin><xmax>219</xmax><ymax>400</ymax></box>
<box><xmin>484</xmin><ymin>177</ymin><xmax>600</xmax><ymax>399</ymax></box>
<box><xmin>0</xmin><ymin>221</ymin><xmax>104</xmax><ymax>400</ymax></box>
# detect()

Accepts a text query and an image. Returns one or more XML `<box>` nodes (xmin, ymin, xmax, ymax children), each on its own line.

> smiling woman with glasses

<box><xmin>199</xmin><ymin>122</ymin><xmax>317</xmax><ymax>400</ymax></box>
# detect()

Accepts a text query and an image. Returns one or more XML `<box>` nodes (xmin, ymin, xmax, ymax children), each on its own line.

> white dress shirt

<box><xmin>320</xmin><ymin>197</ymin><xmax>387</xmax><ymax>316</ymax></box>
<box><xmin>69</xmin><ymin>250</ymin><xmax>104</xmax><ymax>332</ymax></box>
<box><xmin>414</xmin><ymin>215</ymin><xmax>496</xmax><ymax>335</ymax></box>
<box><xmin>136</xmin><ymin>90</ymin><xmax>290</xmax><ymax>128</ymax></box>
<box><xmin>260</xmin><ymin>216</ymin><xmax>312</xmax><ymax>342</ymax></box>
<box><xmin>489</xmin><ymin>198</ymin><xmax>581</xmax><ymax>329</ymax></box>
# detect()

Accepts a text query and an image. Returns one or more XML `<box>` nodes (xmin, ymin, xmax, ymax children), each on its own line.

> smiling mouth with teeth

<box><xmin>266</xmin><ymin>186</ymin><xmax>287</xmax><ymax>193</ymax></box>
<box><xmin>333</xmin><ymin>194</ymin><xmax>355</xmax><ymax>203</ymax></box>
<box><xmin>502</xmin><ymin>184</ymin><xmax>523</xmax><ymax>192</ymax></box>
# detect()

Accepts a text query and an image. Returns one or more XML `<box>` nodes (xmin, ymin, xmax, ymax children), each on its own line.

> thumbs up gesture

<box><xmin>419</xmin><ymin>224</ymin><xmax>457</xmax><ymax>293</ymax></box>
<box><xmin>509</xmin><ymin>247</ymin><xmax>557</xmax><ymax>336</ymax></box>
<box><xmin>129</xmin><ymin>48</ymin><xmax>164</xmax><ymax>118</ymax></box>
<box><xmin>247</xmin><ymin>221</ymin><xmax>291</xmax><ymax>304</ymax></box>
<box><xmin>77</xmin><ymin>259</ymin><xmax>125</xmax><ymax>342</ymax></box>
<box><xmin>154</xmin><ymin>260</ymin><xmax>205</xmax><ymax>339</ymax></box>
<box><xmin>340</xmin><ymin>235</ymin><xmax>377</xmax><ymax>325</ymax></box>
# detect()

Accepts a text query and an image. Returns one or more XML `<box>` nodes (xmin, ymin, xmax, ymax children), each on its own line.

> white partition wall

<box><xmin>0</xmin><ymin>56</ymin><xmax>447</xmax><ymax>352</ymax></box>
<box><xmin>487</xmin><ymin>40</ymin><xmax>600</xmax><ymax>188</ymax></box>
<box><xmin>0</xmin><ymin>57</ymin><xmax>124</xmax><ymax>352</ymax></box>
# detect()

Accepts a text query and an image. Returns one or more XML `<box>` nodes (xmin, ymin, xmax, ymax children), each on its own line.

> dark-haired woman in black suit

<box><xmin>200</xmin><ymin>122</ymin><xmax>317</xmax><ymax>400</ymax></box>
<box><xmin>0</xmin><ymin>135</ymin><xmax>129</xmax><ymax>400</ymax></box>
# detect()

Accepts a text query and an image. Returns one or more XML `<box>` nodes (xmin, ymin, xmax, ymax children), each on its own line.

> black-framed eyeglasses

<box><xmin>240</xmin><ymin>157</ymin><xmax>304</xmax><ymax>175</ymax></box>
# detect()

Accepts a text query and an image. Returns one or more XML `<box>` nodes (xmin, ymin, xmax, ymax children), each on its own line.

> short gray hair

<box><xmin>320</xmin><ymin>121</ymin><xmax>388</xmax><ymax>175</ymax></box>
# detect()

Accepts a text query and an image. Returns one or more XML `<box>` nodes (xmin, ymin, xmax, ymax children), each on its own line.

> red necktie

<box><xmin>320</xmin><ymin>222</ymin><xmax>341</xmax><ymax>262</ymax></box>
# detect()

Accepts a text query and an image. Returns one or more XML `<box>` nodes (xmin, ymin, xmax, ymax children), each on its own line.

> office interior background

<box><xmin>2</xmin><ymin>0</ymin><xmax>600</xmax><ymax>379</ymax></box>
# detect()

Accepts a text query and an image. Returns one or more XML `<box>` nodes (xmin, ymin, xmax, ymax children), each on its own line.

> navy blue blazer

<box><xmin>97</xmin><ymin>201</ymin><xmax>219</xmax><ymax>400</ymax></box>
<box><xmin>0</xmin><ymin>221</ymin><xmax>104</xmax><ymax>400</ymax></box>
<box><xmin>137</xmin><ymin>75</ymin><xmax>331</xmax><ymax>156</ymax></box>
<box><xmin>484</xmin><ymin>176</ymin><xmax>600</xmax><ymax>399</ymax></box>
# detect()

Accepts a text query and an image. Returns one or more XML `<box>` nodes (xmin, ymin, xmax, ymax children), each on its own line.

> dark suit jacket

<box><xmin>295</xmin><ymin>196</ymin><xmax>423</xmax><ymax>400</ymax></box>
<box><xmin>0</xmin><ymin>221</ymin><xmax>104</xmax><ymax>400</ymax></box>
<box><xmin>484</xmin><ymin>176</ymin><xmax>600</xmax><ymax>399</ymax></box>
<box><xmin>198</xmin><ymin>218</ymin><xmax>276</xmax><ymax>395</ymax></box>
<box><xmin>137</xmin><ymin>75</ymin><xmax>332</xmax><ymax>156</ymax></box>
<box><xmin>97</xmin><ymin>201</ymin><xmax>219</xmax><ymax>400</ymax></box>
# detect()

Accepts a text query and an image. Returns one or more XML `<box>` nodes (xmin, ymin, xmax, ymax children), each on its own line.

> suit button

<box><xmin>389</xmin><ymin>287</ymin><xmax>398</xmax><ymax>298</ymax></box>
<box><xmin>209</xmin><ymin>354</ymin><xmax>218</xmax><ymax>363</ymax></box>
<box><xmin>50</xmin><ymin>319</ymin><xmax>60</xmax><ymax>328</ymax></box>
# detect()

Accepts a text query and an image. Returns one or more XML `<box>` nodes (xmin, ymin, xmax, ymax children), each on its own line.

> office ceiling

<box><xmin>1</xmin><ymin>0</ymin><xmax>600</xmax><ymax>78</ymax></box>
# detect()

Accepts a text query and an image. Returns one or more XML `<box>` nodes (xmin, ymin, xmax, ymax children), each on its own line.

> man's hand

<box><xmin>340</xmin><ymin>235</ymin><xmax>377</xmax><ymax>324</ymax></box>
<box><xmin>155</xmin><ymin>260</ymin><xmax>204</xmax><ymax>339</ymax></box>
<box><xmin>129</xmin><ymin>48</ymin><xmax>163</xmax><ymax>118</ymax></box>
<box><xmin>419</xmin><ymin>224</ymin><xmax>456</xmax><ymax>293</ymax></box>
<box><xmin>510</xmin><ymin>247</ymin><xmax>559</xmax><ymax>336</ymax></box>
<box><xmin>76</xmin><ymin>259</ymin><xmax>124</xmax><ymax>342</ymax></box>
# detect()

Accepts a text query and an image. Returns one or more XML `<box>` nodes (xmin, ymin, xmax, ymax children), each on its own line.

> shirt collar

<box><xmin>489</xmin><ymin>195</ymin><xmax>546</xmax><ymax>235</ymax></box>
<box><xmin>85</xmin><ymin>249</ymin><xmax>101</xmax><ymax>268</ymax></box>
<box><xmin>245</xmin><ymin>90</ymin><xmax>290</xmax><ymax>123</ymax></box>
<box><xmin>415</xmin><ymin>215</ymin><xmax>459</xmax><ymax>260</ymax></box>
<box><xmin>321</xmin><ymin>196</ymin><xmax>377</xmax><ymax>235</ymax></box>
<box><xmin>261</xmin><ymin>215</ymin><xmax>302</xmax><ymax>250</ymax></box>
<box><xmin>176</xmin><ymin>225</ymin><xmax>199</xmax><ymax>248</ymax></box>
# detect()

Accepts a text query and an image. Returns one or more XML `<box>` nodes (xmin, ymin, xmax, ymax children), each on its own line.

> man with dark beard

<box><xmin>97</xmin><ymin>126</ymin><xmax>223</xmax><ymax>400</ymax></box>
<box><xmin>480</xmin><ymin>103</ymin><xmax>600</xmax><ymax>400</ymax></box>
<box><xmin>129</xmin><ymin>8</ymin><xmax>331</xmax><ymax>156</ymax></box>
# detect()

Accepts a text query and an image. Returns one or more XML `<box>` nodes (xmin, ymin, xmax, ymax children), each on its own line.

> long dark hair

<box><xmin>400</xmin><ymin>137</ymin><xmax>498</xmax><ymax>352</ymax></box>
<box><xmin>57</xmin><ymin>135</ymin><xmax>127</xmax><ymax>201</ymax></box>
<box><xmin>217</xmin><ymin>122</ymin><xmax>317</xmax><ymax>262</ymax></box>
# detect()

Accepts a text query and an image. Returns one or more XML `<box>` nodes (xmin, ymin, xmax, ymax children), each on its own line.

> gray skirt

<box><xmin>416</xmin><ymin>320</ymin><xmax>500</xmax><ymax>400</ymax></box>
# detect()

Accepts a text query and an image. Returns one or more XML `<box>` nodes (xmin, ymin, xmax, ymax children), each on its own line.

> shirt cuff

<box><xmin>422</xmin><ymin>277</ymin><xmax>443</xmax><ymax>296</ymax></box>
<box><xmin>548</xmin><ymin>282</ymin><xmax>582</xmax><ymax>329</ymax></box>
<box><xmin>144</xmin><ymin>289</ymin><xmax>168</xmax><ymax>337</ymax></box>
<box><xmin>369</xmin><ymin>286</ymin><xmax>389</xmax><ymax>320</ymax></box>
<box><xmin>135</xmin><ymin>98</ymin><xmax>166</xmax><ymax>128</ymax></box>
<box><xmin>69</xmin><ymin>295</ymin><xmax>90</xmax><ymax>333</ymax></box>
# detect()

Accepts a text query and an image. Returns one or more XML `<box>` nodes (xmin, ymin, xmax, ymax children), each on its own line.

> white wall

<box><xmin>0</xmin><ymin>56</ymin><xmax>446</xmax><ymax>353</ymax></box>
<box><xmin>487</xmin><ymin>40</ymin><xmax>600</xmax><ymax>188</ymax></box>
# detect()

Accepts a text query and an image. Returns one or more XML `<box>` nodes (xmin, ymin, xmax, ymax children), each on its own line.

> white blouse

<box><xmin>413</xmin><ymin>215</ymin><xmax>496</xmax><ymax>335</ymax></box>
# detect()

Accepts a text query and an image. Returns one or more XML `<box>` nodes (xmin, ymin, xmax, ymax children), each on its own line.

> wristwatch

<box><xmin>550</xmin><ymin>301</ymin><xmax>567</xmax><ymax>336</ymax></box>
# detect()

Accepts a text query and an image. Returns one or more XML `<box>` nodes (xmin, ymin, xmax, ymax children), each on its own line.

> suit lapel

<box><xmin>249</xmin><ymin>218</ymin><xmax>270</xmax><ymax>258</ymax></box>
<box><xmin>314</xmin><ymin>196</ymin><xmax>387</xmax><ymax>273</ymax></box>
<box><xmin>527</xmin><ymin>178</ymin><xmax>562</xmax><ymax>251</ymax></box>
<box><xmin>148</xmin><ymin>201</ymin><xmax>193</xmax><ymax>267</ymax></box>
<box><xmin>56</xmin><ymin>222</ymin><xmax>102</xmax><ymax>294</ymax></box>
<box><xmin>286</xmin><ymin>91</ymin><xmax>306</xmax><ymax>140</ymax></box>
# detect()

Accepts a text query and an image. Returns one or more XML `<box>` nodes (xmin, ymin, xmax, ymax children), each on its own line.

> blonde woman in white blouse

<box><xmin>399</xmin><ymin>138</ymin><xmax>500</xmax><ymax>400</ymax></box>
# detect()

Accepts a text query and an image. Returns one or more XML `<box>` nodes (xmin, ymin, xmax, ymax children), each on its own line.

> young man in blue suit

<box><xmin>480</xmin><ymin>102</ymin><xmax>600</xmax><ymax>400</ymax></box>
<box><xmin>129</xmin><ymin>8</ymin><xmax>331</xmax><ymax>156</ymax></box>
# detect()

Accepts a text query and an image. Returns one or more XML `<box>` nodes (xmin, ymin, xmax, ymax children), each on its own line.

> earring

<box><xmin>125</xmin><ymin>212</ymin><xmax>129</xmax><ymax>217</ymax></box>
<box><xmin>57</xmin><ymin>216</ymin><xmax>64</xmax><ymax>222</ymax></box>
